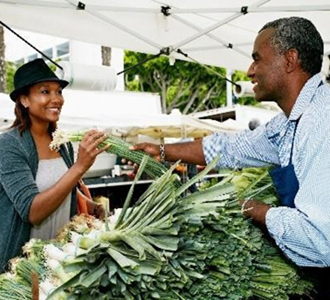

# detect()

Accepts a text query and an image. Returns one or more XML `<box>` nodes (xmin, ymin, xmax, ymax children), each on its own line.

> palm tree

<box><xmin>101</xmin><ymin>46</ymin><xmax>111</xmax><ymax>66</ymax></box>
<box><xmin>0</xmin><ymin>25</ymin><xmax>6</xmax><ymax>93</ymax></box>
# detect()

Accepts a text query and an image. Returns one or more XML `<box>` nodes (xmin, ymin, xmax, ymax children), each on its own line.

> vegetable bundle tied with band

<box><xmin>0</xmin><ymin>133</ymin><xmax>313</xmax><ymax>299</ymax></box>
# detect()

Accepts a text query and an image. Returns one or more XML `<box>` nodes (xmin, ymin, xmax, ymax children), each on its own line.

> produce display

<box><xmin>50</xmin><ymin>130</ymin><xmax>171</xmax><ymax>183</ymax></box>
<box><xmin>0</xmin><ymin>132</ymin><xmax>314</xmax><ymax>299</ymax></box>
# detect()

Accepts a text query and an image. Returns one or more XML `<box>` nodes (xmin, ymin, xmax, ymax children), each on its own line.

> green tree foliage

<box><xmin>5</xmin><ymin>61</ymin><xmax>17</xmax><ymax>94</ymax></box>
<box><xmin>124</xmin><ymin>51</ymin><xmax>256</xmax><ymax>114</ymax></box>
<box><xmin>0</xmin><ymin>26</ymin><xmax>18</xmax><ymax>94</ymax></box>
<box><xmin>0</xmin><ymin>25</ymin><xmax>5</xmax><ymax>93</ymax></box>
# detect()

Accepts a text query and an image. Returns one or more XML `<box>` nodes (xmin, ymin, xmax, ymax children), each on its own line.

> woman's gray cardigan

<box><xmin>0</xmin><ymin>127</ymin><xmax>77</xmax><ymax>273</ymax></box>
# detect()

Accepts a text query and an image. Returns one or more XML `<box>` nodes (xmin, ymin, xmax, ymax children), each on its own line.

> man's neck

<box><xmin>277</xmin><ymin>99</ymin><xmax>296</xmax><ymax>118</ymax></box>
<box><xmin>277</xmin><ymin>73</ymin><xmax>310</xmax><ymax>118</ymax></box>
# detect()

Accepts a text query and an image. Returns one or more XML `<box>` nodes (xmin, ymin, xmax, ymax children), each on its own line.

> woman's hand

<box><xmin>75</xmin><ymin>129</ymin><xmax>110</xmax><ymax>173</ymax></box>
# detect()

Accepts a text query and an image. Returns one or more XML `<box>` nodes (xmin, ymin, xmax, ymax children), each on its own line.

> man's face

<box><xmin>247</xmin><ymin>28</ymin><xmax>287</xmax><ymax>102</ymax></box>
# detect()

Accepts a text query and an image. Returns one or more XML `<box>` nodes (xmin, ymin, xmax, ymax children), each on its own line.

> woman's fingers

<box><xmin>81</xmin><ymin>130</ymin><xmax>108</xmax><ymax>154</ymax></box>
<box><xmin>99</xmin><ymin>143</ymin><xmax>111</xmax><ymax>153</ymax></box>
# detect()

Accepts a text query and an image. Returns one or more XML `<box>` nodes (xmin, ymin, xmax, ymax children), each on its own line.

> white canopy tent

<box><xmin>0</xmin><ymin>91</ymin><xmax>243</xmax><ymax>139</ymax></box>
<box><xmin>0</xmin><ymin>0</ymin><xmax>330</xmax><ymax>72</ymax></box>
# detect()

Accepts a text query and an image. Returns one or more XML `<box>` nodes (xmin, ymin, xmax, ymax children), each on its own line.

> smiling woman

<box><xmin>0</xmin><ymin>59</ymin><xmax>110</xmax><ymax>273</ymax></box>
<box><xmin>19</xmin><ymin>82</ymin><xmax>64</xmax><ymax>135</ymax></box>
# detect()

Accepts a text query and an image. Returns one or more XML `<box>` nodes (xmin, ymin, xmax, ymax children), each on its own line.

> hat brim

<box><xmin>10</xmin><ymin>77</ymin><xmax>69</xmax><ymax>102</ymax></box>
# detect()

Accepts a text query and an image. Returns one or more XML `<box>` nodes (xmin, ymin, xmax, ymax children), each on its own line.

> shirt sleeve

<box><xmin>266</xmin><ymin>104</ymin><xmax>330</xmax><ymax>267</ymax></box>
<box><xmin>0</xmin><ymin>135</ymin><xmax>38</xmax><ymax>223</ymax></box>
<box><xmin>266</xmin><ymin>206</ymin><xmax>330</xmax><ymax>267</ymax></box>
<box><xmin>202</xmin><ymin>115</ymin><xmax>283</xmax><ymax>169</ymax></box>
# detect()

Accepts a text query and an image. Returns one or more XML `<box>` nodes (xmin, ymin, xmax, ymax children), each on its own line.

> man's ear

<box><xmin>285</xmin><ymin>48</ymin><xmax>299</xmax><ymax>73</ymax></box>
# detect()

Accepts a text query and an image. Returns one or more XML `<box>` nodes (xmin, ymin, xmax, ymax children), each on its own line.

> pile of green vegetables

<box><xmin>0</xmin><ymin>134</ymin><xmax>314</xmax><ymax>299</ymax></box>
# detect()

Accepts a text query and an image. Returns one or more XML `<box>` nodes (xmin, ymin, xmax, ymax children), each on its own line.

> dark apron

<box><xmin>269</xmin><ymin>118</ymin><xmax>300</xmax><ymax>208</ymax></box>
<box><xmin>268</xmin><ymin>98</ymin><xmax>330</xmax><ymax>298</ymax></box>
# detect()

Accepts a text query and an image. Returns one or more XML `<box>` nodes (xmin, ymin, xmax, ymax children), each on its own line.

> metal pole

<box><xmin>226</xmin><ymin>68</ymin><xmax>234</xmax><ymax>108</ymax></box>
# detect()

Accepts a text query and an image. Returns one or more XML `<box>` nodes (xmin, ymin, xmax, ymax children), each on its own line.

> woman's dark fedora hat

<box><xmin>10</xmin><ymin>58</ymin><xmax>69</xmax><ymax>101</ymax></box>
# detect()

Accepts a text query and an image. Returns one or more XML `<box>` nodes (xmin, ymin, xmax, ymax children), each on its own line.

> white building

<box><xmin>4</xmin><ymin>28</ymin><xmax>124</xmax><ymax>90</ymax></box>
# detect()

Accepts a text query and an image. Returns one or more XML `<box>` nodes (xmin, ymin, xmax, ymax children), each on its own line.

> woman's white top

<box><xmin>30</xmin><ymin>157</ymin><xmax>71</xmax><ymax>240</ymax></box>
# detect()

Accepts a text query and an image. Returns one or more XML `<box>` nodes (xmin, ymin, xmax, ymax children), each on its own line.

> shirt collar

<box><xmin>288</xmin><ymin>73</ymin><xmax>323</xmax><ymax>121</ymax></box>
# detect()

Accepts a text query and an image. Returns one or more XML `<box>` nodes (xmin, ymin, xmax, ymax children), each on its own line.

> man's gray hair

<box><xmin>260</xmin><ymin>17</ymin><xmax>324</xmax><ymax>76</ymax></box>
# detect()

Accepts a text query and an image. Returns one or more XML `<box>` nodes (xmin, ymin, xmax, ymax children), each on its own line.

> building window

<box><xmin>57</xmin><ymin>41</ymin><xmax>69</xmax><ymax>58</ymax></box>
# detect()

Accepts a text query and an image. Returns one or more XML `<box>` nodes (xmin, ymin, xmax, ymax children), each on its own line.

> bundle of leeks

<box><xmin>0</xmin><ymin>159</ymin><xmax>313</xmax><ymax>299</ymax></box>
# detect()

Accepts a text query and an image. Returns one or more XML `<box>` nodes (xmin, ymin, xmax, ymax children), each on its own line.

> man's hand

<box><xmin>240</xmin><ymin>199</ymin><xmax>271</xmax><ymax>226</ymax></box>
<box><xmin>129</xmin><ymin>143</ymin><xmax>161</xmax><ymax>160</ymax></box>
<box><xmin>121</xmin><ymin>143</ymin><xmax>161</xmax><ymax>169</ymax></box>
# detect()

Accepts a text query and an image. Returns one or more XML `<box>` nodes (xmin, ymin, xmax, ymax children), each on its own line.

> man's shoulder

<box><xmin>316</xmin><ymin>81</ymin><xmax>330</xmax><ymax>99</ymax></box>
<box><xmin>265</xmin><ymin>112</ymin><xmax>287</xmax><ymax>136</ymax></box>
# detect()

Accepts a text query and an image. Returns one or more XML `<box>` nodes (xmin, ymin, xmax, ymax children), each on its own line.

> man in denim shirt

<box><xmin>132</xmin><ymin>17</ymin><xmax>330</xmax><ymax>298</ymax></box>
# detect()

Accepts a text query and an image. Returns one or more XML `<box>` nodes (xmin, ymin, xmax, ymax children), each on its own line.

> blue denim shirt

<box><xmin>0</xmin><ymin>127</ymin><xmax>76</xmax><ymax>273</ymax></box>
<box><xmin>203</xmin><ymin>74</ymin><xmax>330</xmax><ymax>267</ymax></box>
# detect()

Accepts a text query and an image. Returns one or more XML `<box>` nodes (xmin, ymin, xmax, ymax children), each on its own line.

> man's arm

<box><xmin>130</xmin><ymin>139</ymin><xmax>206</xmax><ymax>165</ymax></box>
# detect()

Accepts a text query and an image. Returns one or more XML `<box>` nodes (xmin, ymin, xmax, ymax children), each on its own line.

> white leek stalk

<box><xmin>70</xmin><ymin>231</ymin><xmax>83</xmax><ymax>244</ymax></box>
<box><xmin>62</xmin><ymin>242</ymin><xmax>88</xmax><ymax>257</ymax></box>
<box><xmin>38</xmin><ymin>287</ymin><xmax>47</xmax><ymax>300</ymax></box>
<box><xmin>46</xmin><ymin>258</ymin><xmax>71</xmax><ymax>284</ymax></box>
<box><xmin>44</xmin><ymin>244</ymin><xmax>72</xmax><ymax>262</ymax></box>
<box><xmin>39</xmin><ymin>278</ymin><xmax>57</xmax><ymax>296</ymax></box>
